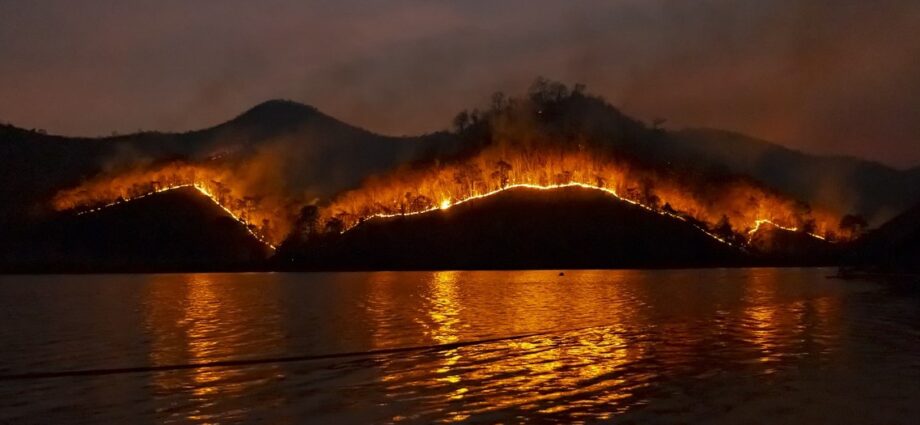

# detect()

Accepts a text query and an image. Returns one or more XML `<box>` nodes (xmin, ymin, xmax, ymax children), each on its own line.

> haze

<box><xmin>1</xmin><ymin>0</ymin><xmax>918</xmax><ymax>167</ymax></box>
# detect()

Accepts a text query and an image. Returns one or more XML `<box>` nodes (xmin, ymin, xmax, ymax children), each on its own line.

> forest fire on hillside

<box><xmin>52</xmin><ymin>162</ymin><xmax>290</xmax><ymax>248</ymax></box>
<box><xmin>50</xmin><ymin>80</ymin><xmax>862</xmax><ymax>251</ymax></box>
<box><xmin>52</xmin><ymin>143</ymin><xmax>854</xmax><ymax>251</ymax></box>
<box><xmin>316</xmin><ymin>145</ymin><xmax>851</xmax><ymax>245</ymax></box>
<box><xmin>82</xmin><ymin>183</ymin><xmax>278</xmax><ymax>249</ymax></box>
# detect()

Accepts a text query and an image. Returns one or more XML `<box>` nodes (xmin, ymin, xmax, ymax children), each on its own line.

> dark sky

<box><xmin>1</xmin><ymin>0</ymin><xmax>918</xmax><ymax>167</ymax></box>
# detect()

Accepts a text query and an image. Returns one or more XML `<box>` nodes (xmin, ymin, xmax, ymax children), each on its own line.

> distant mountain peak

<box><xmin>230</xmin><ymin>99</ymin><xmax>319</xmax><ymax>126</ymax></box>
<box><xmin>216</xmin><ymin>99</ymin><xmax>385</xmax><ymax>140</ymax></box>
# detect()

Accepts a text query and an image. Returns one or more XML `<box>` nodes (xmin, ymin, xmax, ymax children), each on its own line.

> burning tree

<box><xmin>51</xmin><ymin>78</ymin><xmax>857</xmax><ymax>250</ymax></box>
<box><xmin>492</xmin><ymin>160</ymin><xmax>512</xmax><ymax>189</ymax></box>
<box><xmin>839</xmin><ymin>214</ymin><xmax>869</xmax><ymax>238</ymax></box>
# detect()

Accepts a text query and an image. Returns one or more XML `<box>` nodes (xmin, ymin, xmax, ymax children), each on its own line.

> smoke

<box><xmin>311</xmin><ymin>86</ymin><xmax>852</xmax><ymax>247</ymax></box>
<box><xmin>50</xmin><ymin>106</ymin><xmax>438</xmax><ymax>244</ymax></box>
<box><xmin>1</xmin><ymin>1</ymin><xmax>918</xmax><ymax>166</ymax></box>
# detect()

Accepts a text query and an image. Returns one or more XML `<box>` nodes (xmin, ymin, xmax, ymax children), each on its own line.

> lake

<box><xmin>1</xmin><ymin>268</ymin><xmax>918</xmax><ymax>424</ymax></box>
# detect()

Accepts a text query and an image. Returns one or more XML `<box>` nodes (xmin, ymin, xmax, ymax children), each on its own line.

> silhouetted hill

<box><xmin>276</xmin><ymin>187</ymin><xmax>749</xmax><ymax>270</ymax></box>
<box><xmin>223</xmin><ymin>99</ymin><xmax>322</xmax><ymax>131</ymax></box>
<box><xmin>0</xmin><ymin>187</ymin><xmax>271</xmax><ymax>273</ymax></box>
<box><xmin>748</xmin><ymin>223</ymin><xmax>842</xmax><ymax>264</ymax></box>
<box><xmin>848</xmin><ymin>201</ymin><xmax>920</xmax><ymax>273</ymax></box>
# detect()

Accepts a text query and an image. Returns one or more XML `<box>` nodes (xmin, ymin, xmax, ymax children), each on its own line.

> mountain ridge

<box><xmin>4</xmin><ymin>96</ymin><xmax>916</xmax><ymax>228</ymax></box>
<box><xmin>2</xmin><ymin>84</ymin><xmax>917</xmax><ymax>272</ymax></box>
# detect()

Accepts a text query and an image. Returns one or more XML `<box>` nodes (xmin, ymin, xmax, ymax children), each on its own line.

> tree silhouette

<box><xmin>410</xmin><ymin>194</ymin><xmax>434</xmax><ymax>211</ymax></box>
<box><xmin>490</xmin><ymin>91</ymin><xmax>507</xmax><ymax>112</ymax></box>
<box><xmin>492</xmin><ymin>160</ymin><xmax>512</xmax><ymax>188</ymax></box>
<box><xmin>594</xmin><ymin>175</ymin><xmax>607</xmax><ymax>188</ymax></box>
<box><xmin>454</xmin><ymin>163</ymin><xmax>483</xmax><ymax>195</ymax></box>
<box><xmin>452</xmin><ymin>110</ymin><xmax>470</xmax><ymax>132</ymax></box>
<box><xmin>801</xmin><ymin>218</ymin><xmax>817</xmax><ymax>234</ymax></box>
<box><xmin>324</xmin><ymin>217</ymin><xmax>344</xmax><ymax>234</ymax></box>
<box><xmin>528</xmin><ymin>77</ymin><xmax>569</xmax><ymax>105</ymax></box>
<box><xmin>840</xmin><ymin>214</ymin><xmax>868</xmax><ymax>236</ymax></box>
<box><xmin>714</xmin><ymin>215</ymin><xmax>733</xmax><ymax>239</ymax></box>
<box><xmin>295</xmin><ymin>205</ymin><xmax>319</xmax><ymax>239</ymax></box>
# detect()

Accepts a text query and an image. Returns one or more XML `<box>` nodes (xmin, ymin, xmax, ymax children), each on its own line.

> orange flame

<box><xmin>318</xmin><ymin>145</ymin><xmax>850</xmax><ymax>244</ymax></box>
<box><xmin>51</xmin><ymin>145</ymin><xmax>853</xmax><ymax>250</ymax></box>
<box><xmin>52</xmin><ymin>162</ymin><xmax>291</xmax><ymax>248</ymax></box>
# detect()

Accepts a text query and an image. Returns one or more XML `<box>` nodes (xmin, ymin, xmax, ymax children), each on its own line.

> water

<box><xmin>1</xmin><ymin>268</ymin><xmax>919</xmax><ymax>424</ymax></box>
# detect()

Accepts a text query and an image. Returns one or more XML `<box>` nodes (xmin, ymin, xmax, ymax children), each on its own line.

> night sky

<box><xmin>1</xmin><ymin>0</ymin><xmax>918</xmax><ymax>167</ymax></box>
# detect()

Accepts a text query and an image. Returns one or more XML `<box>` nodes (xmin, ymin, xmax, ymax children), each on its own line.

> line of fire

<box><xmin>49</xmin><ymin>84</ymin><xmax>869</xmax><ymax>259</ymax></box>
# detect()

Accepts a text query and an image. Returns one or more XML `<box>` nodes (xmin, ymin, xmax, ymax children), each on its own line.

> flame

<box><xmin>51</xmin><ymin>144</ymin><xmax>853</xmax><ymax>251</ymax></box>
<box><xmin>52</xmin><ymin>163</ymin><xmax>285</xmax><ymax>248</ymax></box>
<box><xmin>747</xmin><ymin>219</ymin><xmax>827</xmax><ymax>242</ymax></box>
<box><xmin>318</xmin><ymin>145</ymin><xmax>851</xmax><ymax>246</ymax></box>
<box><xmin>85</xmin><ymin>183</ymin><xmax>276</xmax><ymax>249</ymax></box>
<box><xmin>344</xmin><ymin>182</ymin><xmax>739</xmax><ymax>247</ymax></box>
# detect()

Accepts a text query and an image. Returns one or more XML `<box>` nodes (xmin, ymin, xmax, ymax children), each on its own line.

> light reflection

<box><xmin>426</xmin><ymin>271</ymin><xmax>462</xmax><ymax>345</ymax></box>
<box><xmin>142</xmin><ymin>274</ymin><xmax>286</xmax><ymax>424</ymax></box>
<box><xmin>126</xmin><ymin>269</ymin><xmax>846</xmax><ymax>424</ymax></box>
<box><xmin>740</xmin><ymin>269</ymin><xmax>842</xmax><ymax>371</ymax></box>
<box><xmin>366</xmin><ymin>270</ymin><xmax>653</xmax><ymax>423</ymax></box>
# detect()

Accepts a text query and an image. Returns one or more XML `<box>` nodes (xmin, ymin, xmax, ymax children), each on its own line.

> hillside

<box><xmin>669</xmin><ymin>129</ymin><xmax>920</xmax><ymax>225</ymax></box>
<box><xmin>276</xmin><ymin>186</ymin><xmax>750</xmax><ymax>270</ymax></box>
<box><xmin>0</xmin><ymin>187</ymin><xmax>272</xmax><ymax>273</ymax></box>
<box><xmin>848</xmin><ymin>201</ymin><xmax>920</xmax><ymax>273</ymax></box>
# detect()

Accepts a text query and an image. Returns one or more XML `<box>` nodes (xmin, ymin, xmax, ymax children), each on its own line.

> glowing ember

<box><xmin>345</xmin><ymin>182</ymin><xmax>741</xmax><ymax>248</ymax></box>
<box><xmin>317</xmin><ymin>146</ymin><xmax>852</xmax><ymax>246</ymax></box>
<box><xmin>747</xmin><ymin>219</ymin><xmax>827</xmax><ymax>242</ymax></box>
<box><xmin>51</xmin><ymin>145</ymin><xmax>854</xmax><ymax>250</ymax></box>
<box><xmin>52</xmin><ymin>163</ymin><xmax>284</xmax><ymax>249</ymax></box>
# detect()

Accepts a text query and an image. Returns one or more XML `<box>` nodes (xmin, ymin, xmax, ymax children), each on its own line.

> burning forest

<box><xmin>50</xmin><ymin>81</ymin><xmax>863</xmax><ymax>256</ymax></box>
<box><xmin>51</xmin><ymin>160</ymin><xmax>298</xmax><ymax>248</ymax></box>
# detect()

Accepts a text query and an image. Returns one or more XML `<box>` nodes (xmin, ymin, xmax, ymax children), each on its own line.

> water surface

<box><xmin>1</xmin><ymin>268</ymin><xmax>918</xmax><ymax>423</ymax></box>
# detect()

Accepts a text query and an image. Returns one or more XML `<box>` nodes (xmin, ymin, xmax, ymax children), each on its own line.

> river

<box><xmin>1</xmin><ymin>268</ymin><xmax>918</xmax><ymax>423</ymax></box>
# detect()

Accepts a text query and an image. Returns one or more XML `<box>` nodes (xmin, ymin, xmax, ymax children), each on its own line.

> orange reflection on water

<box><xmin>127</xmin><ymin>269</ymin><xmax>845</xmax><ymax>424</ymax></box>
<box><xmin>740</xmin><ymin>268</ymin><xmax>842</xmax><ymax>371</ymax></box>
<box><xmin>142</xmin><ymin>274</ymin><xmax>286</xmax><ymax>424</ymax></box>
<box><xmin>367</xmin><ymin>270</ymin><xmax>654</xmax><ymax>423</ymax></box>
<box><xmin>425</xmin><ymin>271</ymin><xmax>462</xmax><ymax>345</ymax></box>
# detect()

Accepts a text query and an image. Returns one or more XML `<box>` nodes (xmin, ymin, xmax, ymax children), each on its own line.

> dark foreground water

<box><xmin>1</xmin><ymin>269</ymin><xmax>919</xmax><ymax>424</ymax></box>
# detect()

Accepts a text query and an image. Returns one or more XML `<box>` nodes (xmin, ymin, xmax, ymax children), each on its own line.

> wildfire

<box><xmin>344</xmin><ymin>182</ymin><xmax>740</xmax><ymax>247</ymax></box>
<box><xmin>51</xmin><ymin>144</ymin><xmax>853</xmax><ymax>251</ymax></box>
<box><xmin>80</xmin><ymin>183</ymin><xmax>276</xmax><ymax>249</ymax></box>
<box><xmin>317</xmin><ymin>145</ymin><xmax>853</xmax><ymax>247</ymax></box>
<box><xmin>747</xmin><ymin>219</ymin><xmax>827</xmax><ymax>242</ymax></box>
<box><xmin>52</xmin><ymin>162</ymin><xmax>289</xmax><ymax>248</ymax></box>
<box><xmin>48</xmin><ymin>80</ymin><xmax>864</xmax><ymax>256</ymax></box>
